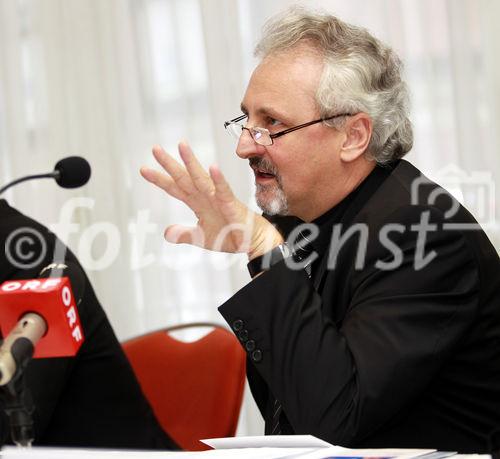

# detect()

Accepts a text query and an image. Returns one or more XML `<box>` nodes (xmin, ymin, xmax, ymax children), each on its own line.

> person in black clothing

<box><xmin>141</xmin><ymin>7</ymin><xmax>500</xmax><ymax>453</ymax></box>
<box><xmin>0</xmin><ymin>199</ymin><xmax>178</xmax><ymax>449</ymax></box>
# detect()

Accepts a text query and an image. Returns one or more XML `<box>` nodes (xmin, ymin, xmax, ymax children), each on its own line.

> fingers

<box><xmin>151</xmin><ymin>145</ymin><xmax>196</xmax><ymax>196</ymax></box>
<box><xmin>178</xmin><ymin>142</ymin><xmax>215</xmax><ymax>195</ymax></box>
<box><xmin>164</xmin><ymin>224</ymin><xmax>205</xmax><ymax>248</ymax></box>
<box><xmin>144</xmin><ymin>144</ymin><xmax>236</xmax><ymax>210</ymax></box>
<box><xmin>140</xmin><ymin>166</ymin><xmax>188</xmax><ymax>202</ymax></box>
<box><xmin>209</xmin><ymin>164</ymin><xmax>236</xmax><ymax>204</ymax></box>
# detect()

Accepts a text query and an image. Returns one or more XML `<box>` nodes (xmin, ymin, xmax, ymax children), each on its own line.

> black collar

<box><xmin>309</xmin><ymin>163</ymin><xmax>394</xmax><ymax>255</ymax></box>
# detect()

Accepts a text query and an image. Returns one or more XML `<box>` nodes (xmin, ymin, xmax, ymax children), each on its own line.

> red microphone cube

<box><xmin>0</xmin><ymin>277</ymin><xmax>84</xmax><ymax>358</ymax></box>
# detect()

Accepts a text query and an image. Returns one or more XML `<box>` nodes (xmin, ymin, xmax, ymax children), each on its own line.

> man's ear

<box><xmin>339</xmin><ymin>113</ymin><xmax>372</xmax><ymax>163</ymax></box>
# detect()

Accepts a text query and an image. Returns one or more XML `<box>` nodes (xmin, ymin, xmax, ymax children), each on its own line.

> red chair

<box><xmin>122</xmin><ymin>323</ymin><xmax>246</xmax><ymax>451</ymax></box>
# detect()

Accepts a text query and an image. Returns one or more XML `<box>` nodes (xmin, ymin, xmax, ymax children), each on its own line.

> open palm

<box><xmin>140</xmin><ymin>143</ymin><xmax>283</xmax><ymax>258</ymax></box>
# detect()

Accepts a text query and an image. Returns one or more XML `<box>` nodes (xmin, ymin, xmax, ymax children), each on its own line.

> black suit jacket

<box><xmin>0</xmin><ymin>199</ymin><xmax>178</xmax><ymax>449</ymax></box>
<box><xmin>219</xmin><ymin>160</ymin><xmax>500</xmax><ymax>453</ymax></box>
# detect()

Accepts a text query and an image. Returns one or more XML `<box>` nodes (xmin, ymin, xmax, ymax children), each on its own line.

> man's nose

<box><xmin>236</xmin><ymin>129</ymin><xmax>266</xmax><ymax>159</ymax></box>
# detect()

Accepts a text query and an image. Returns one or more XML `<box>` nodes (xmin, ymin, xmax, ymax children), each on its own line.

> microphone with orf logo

<box><xmin>0</xmin><ymin>263</ymin><xmax>85</xmax><ymax>386</ymax></box>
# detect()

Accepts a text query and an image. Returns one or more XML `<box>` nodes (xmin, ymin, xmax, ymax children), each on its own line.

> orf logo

<box><xmin>61</xmin><ymin>285</ymin><xmax>83</xmax><ymax>343</ymax></box>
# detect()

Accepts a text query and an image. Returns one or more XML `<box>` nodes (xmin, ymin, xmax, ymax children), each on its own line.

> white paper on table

<box><xmin>201</xmin><ymin>435</ymin><xmax>332</xmax><ymax>449</ymax></box>
<box><xmin>295</xmin><ymin>446</ymin><xmax>438</xmax><ymax>459</ymax></box>
<box><xmin>200</xmin><ymin>447</ymin><xmax>320</xmax><ymax>458</ymax></box>
<box><xmin>1</xmin><ymin>446</ymin><xmax>318</xmax><ymax>459</ymax></box>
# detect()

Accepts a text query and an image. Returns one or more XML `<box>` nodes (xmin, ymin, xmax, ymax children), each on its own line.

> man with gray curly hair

<box><xmin>254</xmin><ymin>7</ymin><xmax>413</xmax><ymax>166</ymax></box>
<box><xmin>142</xmin><ymin>7</ymin><xmax>500</xmax><ymax>453</ymax></box>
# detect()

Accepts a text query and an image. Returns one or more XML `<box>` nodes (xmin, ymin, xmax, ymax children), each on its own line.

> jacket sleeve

<box><xmin>218</xmin><ymin>206</ymin><xmax>480</xmax><ymax>445</ymax></box>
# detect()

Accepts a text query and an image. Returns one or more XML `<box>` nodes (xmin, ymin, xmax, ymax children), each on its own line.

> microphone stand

<box><xmin>0</xmin><ymin>171</ymin><xmax>60</xmax><ymax>196</ymax></box>
<box><xmin>0</xmin><ymin>339</ymin><xmax>37</xmax><ymax>447</ymax></box>
<box><xmin>1</xmin><ymin>372</ymin><xmax>35</xmax><ymax>447</ymax></box>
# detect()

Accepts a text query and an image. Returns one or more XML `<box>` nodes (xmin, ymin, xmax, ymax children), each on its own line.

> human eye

<box><xmin>266</xmin><ymin>117</ymin><xmax>283</xmax><ymax>130</ymax></box>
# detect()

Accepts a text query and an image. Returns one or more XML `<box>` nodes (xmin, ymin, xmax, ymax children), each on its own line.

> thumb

<box><xmin>164</xmin><ymin>225</ymin><xmax>206</xmax><ymax>248</ymax></box>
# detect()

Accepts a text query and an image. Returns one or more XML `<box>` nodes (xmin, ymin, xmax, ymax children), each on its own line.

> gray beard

<box><xmin>255</xmin><ymin>183</ymin><xmax>289</xmax><ymax>216</ymax></box>
<box><xmin>249</xmin><ymin>156</ymin><xmax>289</xmax><ymax>215</ymax></box>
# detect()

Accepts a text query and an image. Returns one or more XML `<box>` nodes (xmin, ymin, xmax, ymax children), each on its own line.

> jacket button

<box><xmin>232</xmin><ymin>319</ymin><xmax>243</xmax><ymax>331</ymax></box>
<box><xmin>251</xmin><ymin>349</ymin><xmax>262</xmax><ymax>362</ymax></box>
<box><xmin>245</xmin><ymin>340</ymin><xmax>256</xmax><ymax>352</ymax></box>
<box><xmin>238</xmin><ymin>329</ymin><xmax>249</xmax><ymax>342</ymax></box>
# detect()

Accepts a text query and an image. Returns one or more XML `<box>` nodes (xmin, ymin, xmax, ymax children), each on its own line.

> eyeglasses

<box><xmin>223</xmin><ymin>113</ymin><xmax>353</xmax><ymax>146</ymax></box>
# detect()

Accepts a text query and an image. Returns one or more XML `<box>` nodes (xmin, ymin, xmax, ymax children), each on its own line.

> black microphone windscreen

<box><xmin>54</xmin><ymin>157</ymin><xmax>91</xmax><ymax>189</ymax></box>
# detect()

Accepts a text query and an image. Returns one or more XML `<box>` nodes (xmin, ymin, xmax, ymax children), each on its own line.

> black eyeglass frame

<box><xmin>223</xmin><ymin>112</ymin><xmax>354</xmax><ymax>145</ymax></box>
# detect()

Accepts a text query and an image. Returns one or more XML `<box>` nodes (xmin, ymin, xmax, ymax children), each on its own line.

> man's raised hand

<box><xmin>140</xmin><ymin>142</ymin><xmax>283</xmax><ymax>258</ymax></box>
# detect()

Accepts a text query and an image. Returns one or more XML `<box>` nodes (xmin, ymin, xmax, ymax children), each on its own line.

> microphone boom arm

<box><xmin>0</xmin><ymin>172</ymin><xmax>59</xmax><ymax>196</ymax></box>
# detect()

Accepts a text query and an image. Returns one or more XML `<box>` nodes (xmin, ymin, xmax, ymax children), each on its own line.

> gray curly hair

<box><xmin>254</xmin><ymin>7</ymin><xmax>413</xmax><ymax>164</ymax></box>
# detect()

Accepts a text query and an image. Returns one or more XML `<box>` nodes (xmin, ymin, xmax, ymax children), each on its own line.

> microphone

<box><xmin>0</xmin><ymin>263</ymin><xmax>85</xmax><ymax>386</ymax></box>
<box><xmin>53</xmin><ymin>157</ymin><xmax>91</xmax><ymax>189</ymax></box>
<box><xmin>0</xmin><ymin>156</ymin><xmax>91</xmax><ymax>196</ymax></box>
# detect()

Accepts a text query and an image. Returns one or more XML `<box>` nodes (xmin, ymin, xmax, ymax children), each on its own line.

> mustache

<box><xmin>249</xmin><ymin>157</ymin><xmax>279</xmax><ymax>176</ymax></box>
